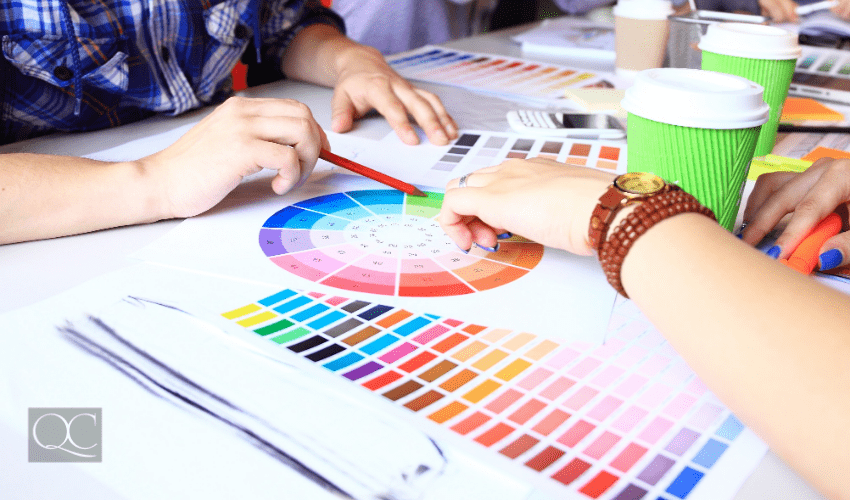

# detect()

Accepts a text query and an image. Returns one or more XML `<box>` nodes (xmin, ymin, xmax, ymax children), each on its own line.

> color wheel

<box><xmin>259</xmin><ymin>189</ymin><xmax>544</xmax><ymax>297</ymax></box>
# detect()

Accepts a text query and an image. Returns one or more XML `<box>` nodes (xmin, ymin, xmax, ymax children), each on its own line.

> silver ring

<box><xmin>458</xmin><ymin>173</ymin><xmax>472</xmax><ymax>188</ymax></box>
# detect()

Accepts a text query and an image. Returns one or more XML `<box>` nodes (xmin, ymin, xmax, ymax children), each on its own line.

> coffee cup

<box><xmin>613</xmin><ymin>0</ymin><xmax>674</xmax><ymax>82</ymax></box>
<box><xmin>621</xmin><ymin>68</ymin><xmax>769</xmax><ymax>230</ymax></box>
<box><xmin>699</xmin><ymin>23</ymin><xmax>801</xmax><ymax>156</ymax></box>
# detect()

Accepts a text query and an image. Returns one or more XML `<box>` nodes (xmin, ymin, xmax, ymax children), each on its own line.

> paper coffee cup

<box><xmin>621</xmin><ymin>68</ymin><xmax>769</xmax><ymax>230</ymax></box>
<box><xmin>613</xmin><ymin>0</ymin><xmax>674</xmax><ymax>80</ymax></box>
<box><xmin>699</xmin><ymin>23</ymin><xmax>801</xmax><ymax>156</ymax></box>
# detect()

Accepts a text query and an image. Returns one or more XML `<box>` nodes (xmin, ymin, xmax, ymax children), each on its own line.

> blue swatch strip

<box><xmin>258</xmin><ymin>289</ymin><xmax>297</xmax><ymax>307</ymax></box>
<box><xmin>308</xmin><ymin>311</ymin><xmax>346</xmax><ymax>330</ymax></box>
<box><xmin>715</xmin><ymin>414</ymin><xmax>745</xmax><ymax>441</ymax></box>
<box><xmin>323</xmin><ymin>352</ymin><xmax>364</xmax><ymax>371</ymax></box>
<box><xmin>692</xmin><ymin>439</ymin><xmax>729</xmax><ymax>469</ymax></box>
<box><xmin>665</xmin><ymin>467</ymin><xmax>704</xmax><ymax>499</ymax></box>
<box><xmin>273</xmin><ymin>296</ymin><xmax>312</xmax><ymax>314</ymax></box>
<box><xmin>359</xmin><ymin>304</ymin><xmax>393</xmax><ymax>320</ymax></box>
<box><xmin>394</xmin><ymin>317</ymin><xmax>433</xmax><ymax>336</ymax></box>
<box><xmin>292</xmin><ymin>303</ymin><xmax>329</xmax><ymax>322</ymax></box>
<box><xmin>360</xmin><ymin>334</ymin><xmax>401</xmax><ymax>355</ymax></box>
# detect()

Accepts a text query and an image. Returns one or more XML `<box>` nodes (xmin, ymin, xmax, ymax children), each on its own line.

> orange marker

<box><xmin>780</xmin><ymin>212</ymin><xmax>843</xmax><ymax>274</ymax></box>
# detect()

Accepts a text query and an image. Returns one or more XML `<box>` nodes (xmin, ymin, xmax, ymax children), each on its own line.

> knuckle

<box><xmin>794</xmin><ymin>197</ymin><xmax>822</xmax><ymax>215</ymax></box>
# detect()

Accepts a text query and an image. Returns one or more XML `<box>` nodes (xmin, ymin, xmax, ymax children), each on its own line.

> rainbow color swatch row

<box><xmin>223</xmin><ymin>289</ymin><xmax>749</xmax><ymax>499</ymax></box>
<box><xmin>387</xmin><ymin>46</ymin><xmax>607</xmax><ymax>101</ymax></box>
<box><xmin>260</xmin><ymin>190</ymin><xmax>544</xmax><ymax>297</ymax></box>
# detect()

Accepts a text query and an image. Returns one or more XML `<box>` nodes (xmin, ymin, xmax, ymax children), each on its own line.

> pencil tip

<box><xmin>410</xmin><ymin>187</ymin><xmax>427</xmax><ymax>197</ymax></box>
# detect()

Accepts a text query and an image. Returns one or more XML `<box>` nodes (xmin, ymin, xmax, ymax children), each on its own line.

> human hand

<box><xmin>438</xmin><ymin>159</ymin><xmax>615</xmax><ymax>253</ymax></box>
<box><xmin>141</xmin><ymin>96</ymin><xmax>329</xmax><ymax>218</ymax></box>
<box><xmin>741</xmin><ymin>158</ymin><xmax>850</xmax><ymax>270</ymax></box>
<box><xmin>759</xmin><ymin>0</ymin><xmax>799</xmax><ymax>21</ymax></box>
<box><xmin>330</xmin><ymin>43</ymin><xmax>458</xmax><ymax>146</ymax></box>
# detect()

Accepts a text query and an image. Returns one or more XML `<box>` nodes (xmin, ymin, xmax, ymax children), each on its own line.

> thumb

<box><xmin>330</xmin><ymin>89</ymin><xmax>356</xmax><ymax>133</ymax></box>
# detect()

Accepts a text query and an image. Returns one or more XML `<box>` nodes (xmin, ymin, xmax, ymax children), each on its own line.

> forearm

<box><xmin>282</xmin><ymin>24</ymin><xmax>381</xmax><ymax>88</ymax></box>
<box><xmin>0</xmin><ymin>154</ymin><xmax>165</xmax><ymax>245</ymax></box>
<box><xmin>282</xmin><ymin>24</ymin><xmax>351</xmax><ymax>87</ymax></box>
<box><xmin>622</xmin><ymin>214</ymin><xmax>850</xmax><ymax>498</ymax></box>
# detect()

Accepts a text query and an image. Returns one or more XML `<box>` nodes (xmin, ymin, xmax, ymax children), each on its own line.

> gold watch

<box><xmin>587</xmin><ymin>172</ymin><xmax>677</xmax><ymax>251</ymax></box>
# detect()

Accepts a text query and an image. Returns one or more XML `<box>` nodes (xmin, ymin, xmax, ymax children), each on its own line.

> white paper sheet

<box><xmin>0</xmin><ymin>264</ymin><xmax>534</xmax><ymax>500</ymax></box>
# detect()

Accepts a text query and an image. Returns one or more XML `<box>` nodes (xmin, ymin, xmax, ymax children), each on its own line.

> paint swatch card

<box><xmin>354</xmin><ymin>130</ymin><xmax>626</xmax><ymax>189</ymax></box>
<box><xmin>387</xmin><ymin>46</ymin><xmax>610</xmax><ymax>103</ymax></box>
<box><xmin>221</xmin><ymin>287</ymin><xmax>767</xmax><ymax>500</ymax></box>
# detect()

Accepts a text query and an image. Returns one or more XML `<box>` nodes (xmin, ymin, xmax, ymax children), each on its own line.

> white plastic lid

<box><xmin>613</xmin><ymin>0</ymin><xmax>674</xmax><ymax>20</ymax></box>
<box><xmin>621</xmin><ymin>68</ymin><xmax>770</xmax><ymax>129</ymax></box>
<box><xmin>698</xmin><ymin>23</ymin><xmax>801</xmax><ymax>60</ymax></box>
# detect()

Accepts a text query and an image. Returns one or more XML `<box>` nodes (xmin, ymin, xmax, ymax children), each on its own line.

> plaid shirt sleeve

<box><xmin>0</xmin><ymin>0</ymin><xmax>344</xmax><ymax>144</ymax></box>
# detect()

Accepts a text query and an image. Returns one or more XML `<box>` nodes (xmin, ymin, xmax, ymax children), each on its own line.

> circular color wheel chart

<box><xmin>259</xmin><ymin>190</ymin><xmax>544</xmax><ymax>297</ymax></box>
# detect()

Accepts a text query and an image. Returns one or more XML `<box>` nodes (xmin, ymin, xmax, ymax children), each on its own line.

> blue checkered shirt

<box><xmin>0</xmin><ymin>0</ymin><xmax>342</xmax><ymax>143</ymax></box>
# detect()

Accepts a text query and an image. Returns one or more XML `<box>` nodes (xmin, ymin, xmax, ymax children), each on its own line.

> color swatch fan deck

<box><xmin>387</xmin><ymin>46</ymin><xmax>610</xmax><ymax>102</ymax></box>
<box><xmin>260</xmin><ymin>189</ymin><xmax>544</xmax><ymax>297</ymax></box>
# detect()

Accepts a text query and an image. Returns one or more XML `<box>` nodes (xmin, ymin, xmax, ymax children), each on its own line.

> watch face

<box><xmin>615</xmin><ymin>172</ymin><xmax>666</xmax><ymax>195</ymax></box>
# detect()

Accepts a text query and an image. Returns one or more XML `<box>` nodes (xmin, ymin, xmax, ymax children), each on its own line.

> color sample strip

<box><xmin>223</xmin><ymin>287</ymin><xmax>754</xmax><ymax>500</ymax></box>
<box><xmin>388</xmin><ymin>46</ymin><xmax>605</xmax><ymax>101</ymax></box>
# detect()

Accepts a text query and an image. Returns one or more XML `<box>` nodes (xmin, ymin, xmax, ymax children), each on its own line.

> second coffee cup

<box><xmin>613</xmin><ymin>0</ymin><xmax>674</xmax><ymax>81</ymax></box>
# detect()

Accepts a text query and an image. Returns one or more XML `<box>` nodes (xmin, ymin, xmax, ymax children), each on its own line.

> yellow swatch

<box><xmin>236</xmin><ymin>311</ymin><xmax>277</xmax><ymax>327</ymax></box>
<box><xmin>221</xmin><ymin>303</ymin><xmax>261</xmax><ymax>319</ymax></box>
<box><xmin>748</xmin><ymin>154</ymin><xmax>812</xmax><ymax>181</ymax></box>
<box><xmin>495</xmin><ymin>359</ymin><xmax>533</xmax><ymax>381</ymax></box>
<box><xmin>462</xmin><ymin>379</ymin><xmax>502</xmax><ymax>403</ymax></box>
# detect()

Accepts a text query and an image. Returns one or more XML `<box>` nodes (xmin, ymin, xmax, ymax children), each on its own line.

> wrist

<box><xmin>133</xmin><ymin>157</ymin><xmax>175</xmax><ymax>222</ymax></box>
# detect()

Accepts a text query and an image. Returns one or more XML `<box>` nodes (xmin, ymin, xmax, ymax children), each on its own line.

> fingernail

<box><xmin>496</xmin><ymin>232</ymin><xmax>512</xmax><ymax>240</ymax></box>
<box><xmin>435</xmin><ymin>129</ymin><xmax>448</xmax><ymax>144</ymax></box>
<box><xmin>766</xmin><ymin>245</ymin><xmax>781</xmax><ymax>259</ymax></box>
<box><xmin>455</xmin><ymin>243</ymin><xmax>470</xmax><ymax>254</ymax></box>
<box><xmin>819</xmin><ymin>248</ymin><xmax>844</xmax><ymax>271</ymax></box>
<box><xmin>474</xmin><ymin>242</ymin><xmax>500</xmax><ymax>253</ymax></box>
<box><xmin>736</xmin><ymin>232</ymin><xmax>743</xmax><ymax>239</ymax></box>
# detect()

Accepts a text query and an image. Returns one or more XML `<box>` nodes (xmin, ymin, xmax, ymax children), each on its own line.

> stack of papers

<box><xmin>510</xmin><ymin>18</ymin><xmax>615</xmax><ymax>62</ymax></box>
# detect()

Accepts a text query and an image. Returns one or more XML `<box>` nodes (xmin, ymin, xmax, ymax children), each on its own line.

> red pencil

<box><xmin>319</xmin><ymin>149</ymin><xmax>426</xmax><ymax>197</ymax></box>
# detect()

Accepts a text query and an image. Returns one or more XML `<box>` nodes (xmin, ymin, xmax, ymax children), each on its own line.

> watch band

<box><xmin>588</xmin><ymin>182</ymin><xmax>678</xmax><ymax>251</ymax></box>
<box><xmin>598</xmin><ymin>190</ymin><xmax>715</xmax><ymax>298</ymax></box>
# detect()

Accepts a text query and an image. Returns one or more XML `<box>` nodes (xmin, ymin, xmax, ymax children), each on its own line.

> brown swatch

<box><xmin>404</xmin><ymin>390</ymin><xmax>445</xmax><ymax>411</ymax></box>
<box><xmin>383</xmin><ymin>380</ymin><xmax>423</xmax><ymax>401</ymax></box>
<box><xmin>439</xmin><ymin>369</ymin><xmax>478</xmax><ymax>391</ymax></box>
<box><xmin>342</xmin><ymin>326</ymin><xmax>381</xmax><ymax>346</ymax></box>
<box><xmin>418</xmin><ymin>360</ymin><xmax>458</xmax><ymax>382</ymax></box>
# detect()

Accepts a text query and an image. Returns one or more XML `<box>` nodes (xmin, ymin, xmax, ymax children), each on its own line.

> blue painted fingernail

<box><xmin>736</xmin><ymin>232</ymin><xmax>743</xmax><ymax>239</ymax></box>
<box><xmin>766</xmin><ymin>245</ymin><xmax>781</xmax><ymax>259</ymax></box>
<box><xmin>819</xmin><ymin>249</ymin><xmax>843</xmax><ymax>271</ymax></box>
<box><xmin>456</xmin><ymin>243</ymin><xmax>470</xmax><ymax>254</ymax></box>
<box><xmin>474</xmin><ymin>242</ymin><xmax>500</xmax><ymax>253</ymax></box>
<box><xmin>496</xmin><ymin>232</ymin><xmax>512</xmax><ymax>240</ymax></box>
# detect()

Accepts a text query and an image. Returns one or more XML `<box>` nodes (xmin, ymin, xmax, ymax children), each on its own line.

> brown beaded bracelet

<box><xmin>598</xmin><ymin>190</ymin><xmax>716</xmax><ymax>298</ymax></box>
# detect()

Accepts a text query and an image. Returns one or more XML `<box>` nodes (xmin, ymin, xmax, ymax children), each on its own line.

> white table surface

<box><xmin>0</xmin><ymin>21</ymin><xmax>825</xmax><ymax>500</ymax></box>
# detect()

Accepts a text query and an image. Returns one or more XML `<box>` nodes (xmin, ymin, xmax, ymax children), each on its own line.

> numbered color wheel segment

<box><xmin>259</xmin><ymin>190</ymin><xmax>544</xmax><ymax>297</ymax></box>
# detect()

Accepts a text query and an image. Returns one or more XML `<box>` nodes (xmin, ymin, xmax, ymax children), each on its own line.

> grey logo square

<box><xmin>29</xmin><ymin>408</ymin><xmax>102</xmax><ymax>462</ymax></box>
